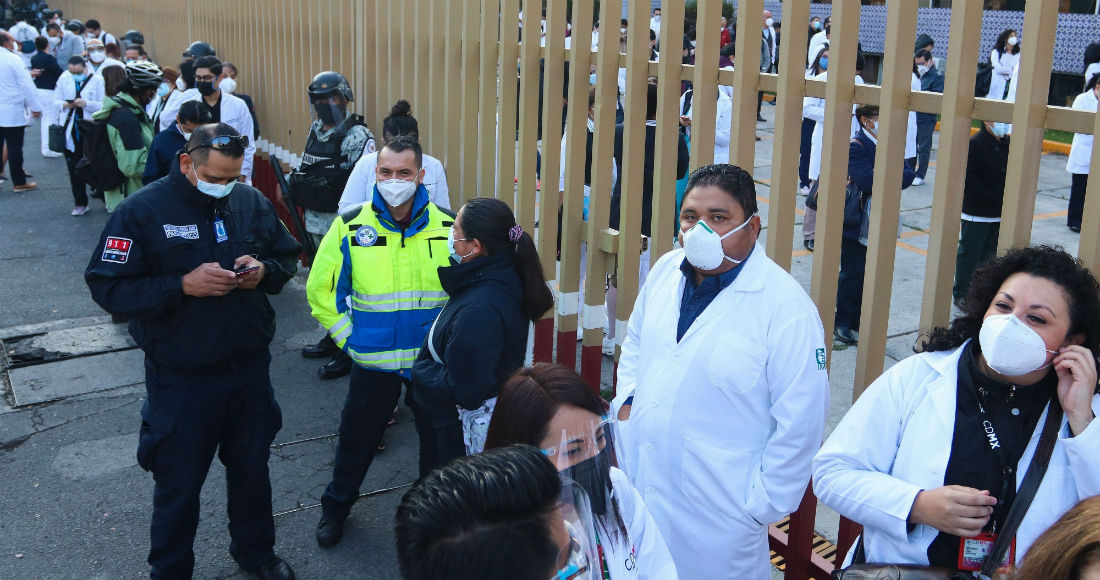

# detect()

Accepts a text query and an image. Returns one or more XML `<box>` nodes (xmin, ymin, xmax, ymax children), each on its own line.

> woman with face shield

<box><xmin>814</xmin><ymin>245</ymin><xmax>1100</xmax><ymax>574</ymax></box>
<box><xmin>485</xmin><ymin>363</ymin><xmax>678</xmax><ymax>580</ymax></box>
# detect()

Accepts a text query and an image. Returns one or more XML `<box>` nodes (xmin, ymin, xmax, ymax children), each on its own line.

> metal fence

<box><xmin>54</xmin><ymin>0</ymin><xmax>1100</xmax><ymax>576</ymax></box>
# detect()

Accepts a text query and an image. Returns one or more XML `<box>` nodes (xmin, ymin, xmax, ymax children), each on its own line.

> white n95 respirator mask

<box><xmin>978</xmin><ymin>313</ymin><xmax>1057</xmax><ymax>376</ymax></box>
<box><xmin>682</xmin><ymin>214</ymin><xmax>754</xmax><ymax>271</ymax></box>
<box><xmin>376</xmin><ymin>179</ymin><xmax>417</xmax><ymax>207</ymax></box>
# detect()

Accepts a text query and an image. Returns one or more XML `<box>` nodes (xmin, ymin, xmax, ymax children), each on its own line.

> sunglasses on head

<box><xmin>186</xmin><ymin>134</ymin><xmax>249</xmax><ymax>154</ymax></box>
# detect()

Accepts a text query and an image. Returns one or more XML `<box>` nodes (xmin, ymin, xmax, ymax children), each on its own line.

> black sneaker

<box><xmin>316</xmin><ymin>516</ymin><xmax>345</xmax><ymax>548</ymax></box>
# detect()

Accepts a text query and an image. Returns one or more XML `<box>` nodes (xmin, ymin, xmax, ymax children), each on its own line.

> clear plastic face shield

<box><xmin>544</xmin><ymin>415</ymin><xmax>624</xmax><ymax>580</ymax></box>
<box><xmin>310</xmin><ymin>95</ymin><xmax>350</xmax><ymax>127</ymax></box>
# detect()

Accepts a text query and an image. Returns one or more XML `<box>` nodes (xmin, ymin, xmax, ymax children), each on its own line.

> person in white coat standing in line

<box><xmin>0</xmin><ymin>31</ymin><xmax>42</xmax><ymax>192</ymax></box>
<box><xmin>611</xmin><ymin>164</ymin><xmax>830</xmax><ymax>580</ymax></box>
<box><xmin>1065</xmin><ymin>75</ymin><xmax>1098</xmax><ymax>234</ymax></box>
<box><xmin>814</xmin><ymin>245</ymin><xmax>1100</xmax><ymax>570</ymax></box>
<box><xmin>192</xmin><ymin>55</ymin><xmax>256</xmax><ymax>183</ymax></box>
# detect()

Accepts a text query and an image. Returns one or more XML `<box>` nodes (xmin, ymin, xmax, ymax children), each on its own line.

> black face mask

<box><xmin>569</xmin><ymin>445</ymin><xmax>613</xmax><ymax>516</ymax></box>
<box><xmin>196</xmin><ymin>81</ymin><xmax>216</xmax><ymax>96</ymax></box>
<box><xmin>314</xmin><ymin>103</ymin><xmax>345</xmax><ymax>126</ymax></box>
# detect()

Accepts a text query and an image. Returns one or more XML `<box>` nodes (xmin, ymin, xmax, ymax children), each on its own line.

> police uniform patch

<box><xmin>102</xmin><ymin>236</ymin><xmax>133</xmax><ymax>263</ymax></box>
<box><xmin>163</xmin><ymin>224</ymin><xmax>200</xmax><ymax>240</ymax></box>
<box><xmin>355</xmin><ymin>225</ymin><xmax>378</xmax><ymax>247</ymax></box>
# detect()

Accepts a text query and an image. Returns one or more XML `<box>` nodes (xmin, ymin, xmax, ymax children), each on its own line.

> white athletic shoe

<box><xmin>912</xmin><ymin>177</ymin><xmax>925</xmax><ymax>186</ymax></box>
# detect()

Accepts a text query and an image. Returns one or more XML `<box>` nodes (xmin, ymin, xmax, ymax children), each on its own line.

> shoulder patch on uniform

<box><xmin>102</xmin><ymin>236</ymin><xmax>133</xmax><ymax>263</ymax></box>
<box><xmin>816</xmin><ymin>348</ymin><xmax>827</xmax><ymax>370</ymax></box>
<box><xmin>355</xmin><ymin>224</ymin><xmax>378</xmax><ymax>247</ymax></box>
<box><xmin>364</xmin><ymin>138</ymin><xmax>377</xmax><ymax>155</ymax></box>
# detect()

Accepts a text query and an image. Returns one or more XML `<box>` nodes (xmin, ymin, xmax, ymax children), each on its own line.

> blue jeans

<box><xmin>139</xmin><ymin>352</ymin><xmax>282</xmax><ymax>580</ymax></box>
<box><xmin>915</xmin><ymin>119</ymin><xmax>936</xmax><ymax>179</ymax></box>
<box><xmin>321</xmin><ymin>365</ymin><xmax>405</xmax><ymax>520</ymax></box>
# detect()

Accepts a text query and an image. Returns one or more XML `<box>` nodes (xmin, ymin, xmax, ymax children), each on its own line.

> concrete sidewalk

<box><xmin>0</xmin><ymin>110</ymin><xmax>1083</xmax><ymax>578</ymax></box>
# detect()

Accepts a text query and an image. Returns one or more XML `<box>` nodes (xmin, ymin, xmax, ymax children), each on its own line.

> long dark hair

<box><xmin>483</xmin><ymin>363</ymin><xmax>627</xmax><ymax>540</ymax></box>
<box><xmin>994</xmin><ymin>29</ymin><xmax>1020</xmax><ymax>56</ymax></box>
<box><xmin>922</xmin><ymin>246</ymin><xmax>1100</xmax><ymax>359</ymax></box>
<box><xmin>383</xmin><ymin>99</ymin><xmax>419</xmax><ymax>140</ymax></box>
<box><xmin>810</xmin><ymin>44</ymin><xmax>829</xmax><ymax>76</ymax></box>
<box><xmin>460</xmin><ymin>198</ymin><xmax>553</xmax><ymax>321</ymax></box>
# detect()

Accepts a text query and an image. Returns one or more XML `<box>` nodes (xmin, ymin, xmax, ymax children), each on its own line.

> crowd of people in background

<box><xmin>0</xmin><ymin>3</ymin><xmax>1098</xmax><ymax>580</ymax></box>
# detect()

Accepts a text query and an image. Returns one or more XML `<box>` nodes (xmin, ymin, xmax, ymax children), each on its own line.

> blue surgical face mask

<box><xmin>191</xmin><ymin>165</ymin><xmax>236</xmax><ymax>199</ymax></box>
<box><xmin>71</xmin><ymin>72</ymin><xmax>85</xmax><ymax>83</ymax></box>
<box><xmin>818</xmin><ymin>56</ymin><xmax>828</xmax><ymax>71</ymax></box>
<box><xmin>589</xmin><ymin>73</ymin><xmax>597</xmax><ymax>85</ymax></box>
<box><xmin>991</xmin><ymin>122</ymin><xmax>1011</xmax><ymax>138</ymax></box>
<box><xmin>447</xmin><ymin>226</ymin><xmax>475</xmax><ymax>263</ymax></box>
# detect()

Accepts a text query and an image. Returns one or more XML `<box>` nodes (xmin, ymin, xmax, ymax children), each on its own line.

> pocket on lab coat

<box><xmin>681</xmin><ymin>436</ymin><xmax>752</xmax><ymax>522</ymax></box>
<box><xmin>706</xmin><ymin>334</ymin><xmax>768</xmax><ymax>394</ymax></box>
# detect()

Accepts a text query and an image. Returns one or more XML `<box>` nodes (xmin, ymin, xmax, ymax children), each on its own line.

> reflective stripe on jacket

<box><xmin>307</xmin><ymin>185</ymin><xmax>453</xmax><ymax>377</ymax></box>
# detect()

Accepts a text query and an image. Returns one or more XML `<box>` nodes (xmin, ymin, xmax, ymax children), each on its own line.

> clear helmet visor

<box><xmin>309</xmin><ymin>95</ymin><xmax>350</xmax><ymax>127</ymax></box>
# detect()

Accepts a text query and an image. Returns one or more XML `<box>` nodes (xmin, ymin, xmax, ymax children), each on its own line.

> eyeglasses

<box><xmin>186</xmin><ymin>134</ymin><xmax>249</xmax><ymax>154</ymax></box>
<box><xmin>194</xmin><ymin>74</ymin><xmax>217</xmax><ymax>82</ymax></box>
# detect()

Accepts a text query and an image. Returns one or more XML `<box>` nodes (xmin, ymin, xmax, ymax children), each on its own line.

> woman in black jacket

<box><xmin>409</xmin><ymin>198</ymin><xmax>554</xmax><ymax>475</ymax></box>
<box><xmin>953</xmin><ymin>121</ymin><xmax>1010</xmax><ymax>306</ymax></box>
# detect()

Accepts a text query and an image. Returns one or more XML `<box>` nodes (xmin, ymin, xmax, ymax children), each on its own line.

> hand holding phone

<box><xmin>234</xmin><ymin>264</ymin><xmax>261</xmax><ymax>275</ymax></box>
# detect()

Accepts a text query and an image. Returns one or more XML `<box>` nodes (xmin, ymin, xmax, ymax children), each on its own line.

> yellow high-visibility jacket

<box><xmin>307</xmin><ymin>186</ymin><xmax>453</xmax><ymax>377</ymax></box>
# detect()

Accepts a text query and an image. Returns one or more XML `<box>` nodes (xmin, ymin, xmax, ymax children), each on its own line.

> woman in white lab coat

<box><xmin>1065</xmin><ymin>77</ymin><xmax>1099</xmax><ymax>233</ymax></box>
<box><xmin>815</xmin><ymin>245</ymin><xmax>1100</xmax><ymax>570</ymax></box>
<box><xmin>484</xmin><ymin>363</ymin><xmax>677</xmax><ymax>580</ymax></box>
<box><xmin>986</xmin><ymin>29</ymin><xmax>1021</xmax><ymax>101</ymax></box>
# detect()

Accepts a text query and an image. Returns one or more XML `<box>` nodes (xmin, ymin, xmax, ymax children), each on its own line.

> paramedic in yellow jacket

<box><xmin>306</xmin><ymin>136</ymin><xmax>452</xmax><ymax>548</ymax></box>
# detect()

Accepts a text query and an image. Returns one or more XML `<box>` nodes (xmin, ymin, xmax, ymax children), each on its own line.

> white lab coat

<box><xmin>987</xmin><ymin>49</ymin><xmax>1019</xmax><ymax>101</ymax></box>
<box><xmin>52</xmin><ymin>71</ymin><xmax>105</xmax><ymax>152</ymax></box>
<box><xmin>601</xmin><ymin>467</ymin><xmax>679</xmax><ymax>580</ymax></box>
<box><xmin>337</xmin><ymin>150</ymin><xmax>450</xmax><ymax>213</ymax></box>
<box><xmin>611</xmin><ymin>245</ymin><xmax>830</xmax><ymax>580</ymax></box>
<box><xmin>1067</xmin><ymin>89</ymin><xmax>1097</xmax><ymax>175</ymax></box>
<box><xmin>159</xmin><ymin>87</ymin><xmax>199</xmax><ymax>132</ymax></box>
<box><xmin>679</xmin><ymin>89</ymin><xmax>732</xmax><ymax>164</ymax></box>
<box><xmin>0</xmin><ymin>47</ymin><xmax>40</xmax><ymax>126</ymax></box>
<box><xmin>814</xmin><ymin>342</ymin><xmax>1100</xmax><ymax>567</ymax></box>
<box><xmin>905</xmin><ymin>73</ymin><xmax>919</xmax><ymax>159</ymax></box>
<box><xmin>807</xmin><ymin>72</ymin><xmax>865</xmax><ymax>181</ymax></box>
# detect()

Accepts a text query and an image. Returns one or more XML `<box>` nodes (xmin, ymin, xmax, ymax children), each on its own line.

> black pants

<box><xmin>953</xmin><ymin>219</ymin><xmax>1000</xmax><ymax>301</ymax></box>
<box><xmin>321</xmin><ymin>365</ymin><xmax>405</xmax><ymax>520</ymax></box>
<box><xmin>799</xmin><ymin>118</ymin><xmax>815</xmax><ymax>188</ymax></box>
<box><xmin>64</xmin><ymin>139</ymin><xmax>89</xmax><ymax>206</ymax></box>
<box><xmin>835</xmin><ymin>237</ymin><xmax>867</xmax><ymax>332</ymax></box>
<box><xmin>0</xmin><ymin>125</ymin><xmax>27</xmax><ymax>185</ymax></box>
<box><xmin>1069</xmin><ymin>172</ymin><xmax>1088</xmax><ymax>229</ymax></box>
<box><xmin>915</xmin><ymin>119</ymin><xmax>936</xmax><ymax>179</ymax></box>
<box><xmin>407</xmin><ymin>390</ymin><xmax>465</xmax><ymax>477</ymax></box>
<box><xmin>138</xmin><ymin>352</ymin><xmax>282</xmax><ymax>580</ymax></box>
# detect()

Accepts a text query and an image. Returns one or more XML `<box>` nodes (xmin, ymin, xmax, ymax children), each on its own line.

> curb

<box><xmin>934</xmin><ymin>122</ymin><xmax>1071</xmax><ymax>155</ymax></box>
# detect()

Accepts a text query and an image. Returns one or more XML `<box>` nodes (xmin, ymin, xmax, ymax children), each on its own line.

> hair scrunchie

<box><xmin>508</xmin><ymin>224</ymin><xmax>523</xmax><ymax>243</ymax></box>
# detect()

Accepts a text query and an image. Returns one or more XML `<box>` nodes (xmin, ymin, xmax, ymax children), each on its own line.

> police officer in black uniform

<box><xmin>85</xmin><ymin>123</ymin><xmax>300</xmax><ymax>580</ymax></box>
<box><xmin>291</xmin><ymin>71</ymin><xmax>376</xmax><ymax>379</ymax></box>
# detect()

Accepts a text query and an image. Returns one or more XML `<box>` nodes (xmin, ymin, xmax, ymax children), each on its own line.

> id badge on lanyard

<box><xmin>958</xmin><ymin>533</ymin><xmax>1015</xmax><ymax>573</ymax></box>
<box><xmin>214</xmin><ymin>217</ymin><xmax>228</xmax><ymax>243</ymax></box>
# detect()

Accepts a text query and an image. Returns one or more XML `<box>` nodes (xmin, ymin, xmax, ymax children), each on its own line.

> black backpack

<box><xmin>975</xmin><ymin>61</ymin><xmax>993</xmax><ymax>98</ymax></box>
<box><xmin>74</xmin><ymin>98</ymin><xmax>128</xmax><ymax>192</ymax></box>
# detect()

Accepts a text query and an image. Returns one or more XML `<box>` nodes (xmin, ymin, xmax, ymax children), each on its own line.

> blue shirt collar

<box><xmin>679</xmin><ymin>246</ymin><xmax>753</xmax><ymax>293</ymax></box>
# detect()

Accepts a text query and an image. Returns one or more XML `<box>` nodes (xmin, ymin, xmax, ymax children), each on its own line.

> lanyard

<box><xmin>593</xmin><ymin>527</ymin><xmax>612</xmax><ymax>580</ymax></box>
<box><xmin>973</xmin><ymin>386</ymin><xmax>1016</xmax><ymax>533</ymax></box>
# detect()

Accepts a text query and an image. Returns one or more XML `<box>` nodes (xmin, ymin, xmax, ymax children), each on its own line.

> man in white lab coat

<box><xmin>193</xmin><ymin>55</ymin><xmax>256</xmax><ymax>183</ymax></box>
<box><xmin>612</xmin><ymin>164</ymin><xmax>830</xmax><ymax>580</ymax></box>
<box><xmin>0</xmin><ymin>31</ymin><xmax>42</xmax><ymax>192</ymax></box>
